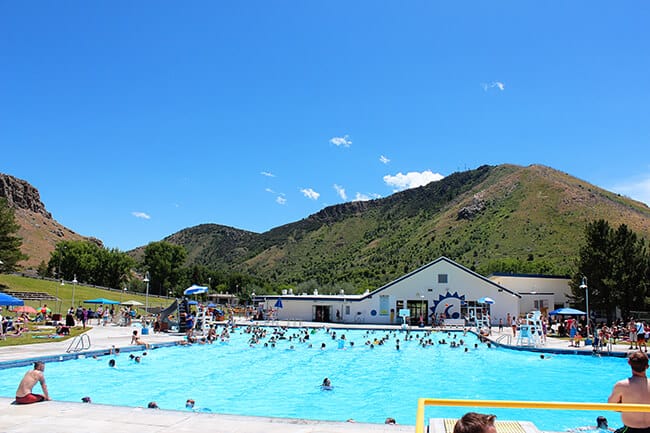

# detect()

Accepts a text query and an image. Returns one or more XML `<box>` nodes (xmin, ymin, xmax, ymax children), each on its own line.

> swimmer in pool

<box><xmin>321</xmin><ymin>377</ymin><xmax>333</xmax><ymax>390</ymax></box>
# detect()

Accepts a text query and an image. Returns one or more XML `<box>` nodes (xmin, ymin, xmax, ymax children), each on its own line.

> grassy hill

<box><xmin>157</xmin><ymin>164</ymin><xmax>650</xmax><ymax>291</ymax></box>
<box><xmin>6</xmin><ymin>163</ymin><xmax>650</xmax><ymax>294</ymax></box>
<box><xmin>0</xmin><ymin>274</ymin><xmax>172</xmax><ymax>314</ymax></box>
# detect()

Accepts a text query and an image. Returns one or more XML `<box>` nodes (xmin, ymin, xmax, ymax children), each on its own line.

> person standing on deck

<box><xmin>629</xmin><ymin>318</ymin><xmax>639</xmax><ymax>350</ymax></box>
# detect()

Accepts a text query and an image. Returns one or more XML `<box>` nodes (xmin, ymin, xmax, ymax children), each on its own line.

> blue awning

<box><xmin>0</xmin><ymin>292</ymin><xmax>24</xmax><ymax>306</ymax></box>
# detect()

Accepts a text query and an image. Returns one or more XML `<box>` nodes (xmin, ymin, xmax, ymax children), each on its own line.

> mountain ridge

<box><xmin>2</xmin><ymin>164</ymin><xmax>649</xmax><ymax>291</ymax></box>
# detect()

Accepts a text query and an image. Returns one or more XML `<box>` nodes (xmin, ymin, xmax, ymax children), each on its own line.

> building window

<box><xmin>345</xmin><ymin>305</ymin><xmax>350</xmax><ymax>315</ymax></box>
<box><xmin>438</xmin><ymin>274</ymin><xmax>448</xmax><ymax>284</ymax></box>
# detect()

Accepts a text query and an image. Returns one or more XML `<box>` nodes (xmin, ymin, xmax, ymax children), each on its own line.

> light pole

<box><xmin>121</xmin><ymin>287</ymin><xmax>127</xmax><ymax>304</ymax></box>
<box><xmin>72</xmin><ymin>274</ymin><xmax>78</xmax><ymax>308</ymax></box>
<box><xmin>144</xmin><ymin>272</ymin><xmax>150</xmax><ymax>314</ymax></box>
<box><xmin>420</xmin><ymin>294</ymin><xmax>425</xmax><ymax>326</ymax></box>
<box><xmin>579</xmin><ymin>276</ymin><xmax>590</xmax><ymax>337</ymax></box>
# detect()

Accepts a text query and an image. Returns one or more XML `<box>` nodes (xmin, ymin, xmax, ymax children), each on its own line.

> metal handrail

<box><xmin>415</xmin><ymin>398</ymin><xmax>650</xmax><ymax>433</ymax></box>
<box><xmin>496</xmin><ymin>335</ymin><xmax>511</xmax><ymax>345</ymax></box>
<box><xmin>66</xmin><ymin>334</ymin><xmax>91</xmax><ymax>353</ymax></box>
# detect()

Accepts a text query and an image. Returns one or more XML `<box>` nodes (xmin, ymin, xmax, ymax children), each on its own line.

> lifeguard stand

<box><xmin>516</xmin><ymin>310</ymin><xmax>544</xmax><ymax>347</ymax></box>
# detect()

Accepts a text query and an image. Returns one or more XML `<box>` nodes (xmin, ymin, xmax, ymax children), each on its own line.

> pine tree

<box><xmin>0</xmin><ymin>198</ymin><xmax>28</xmax><ymax>271</ymax></box>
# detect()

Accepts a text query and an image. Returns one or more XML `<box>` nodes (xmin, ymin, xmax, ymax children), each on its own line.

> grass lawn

<box><xmin>1</xmin><ymin>274</ymin><xmax>174</xmax><ymax>348</ymax></box>
<box><xmin>0</xmin><ymin>323</ymin><xmax>86</xmax><ymax>347</ymax></box>
<box><xmin>0</xmin><ymin>274</ymin><xmax>172</xmax><ymax>315</ymax></box>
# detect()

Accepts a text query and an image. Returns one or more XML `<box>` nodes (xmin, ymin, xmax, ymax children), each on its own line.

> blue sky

<box><xmin>1</xmin><ymin>2</ymin><xmax>649</xmax><ymax>251</ymax></box>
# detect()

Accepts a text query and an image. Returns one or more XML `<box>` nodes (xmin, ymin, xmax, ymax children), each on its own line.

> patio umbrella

<box><xmin>184</xmin><ymin>285</ymin><xmax>209</xmax><ymax>296</ymax></box>
<box><xmin>13</xmin><ymin>305</ymin><xmax>37</xmax><ymax>314</ymax></box>
<box><xmin>478</xmin><ymin>297</ymin><xmax>495</xmax><ymax>304</ymax></box>
<box><xmin>121</xmin><ymin>300</ymin><xmax>144</xmax><ymax>306</ymax></box>
<box><xmin>84</xmin><ymin>298</ymin><xmax>120</xmax><ymax>305</ymax></box>
<box><xmin>0</xmin><ymin>292</ymin><xmax>24</xmax><ymax>306</ymax></box>
<box><xmin>549</xmin><ymin>307</ymin><xmax>586</xmax><ymax>316</ymax></box>
<box><xmin>274</xmin><ymin>298</ymin><xmax>283</xmax><ymax>308</ymax></box>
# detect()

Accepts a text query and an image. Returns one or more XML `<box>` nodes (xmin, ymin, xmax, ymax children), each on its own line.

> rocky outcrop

<box><xmin>0</xmin><ymin>172</ymin><xmax>103</xmax><ymax>268</ymax></box>
<box><xmin>457</xmin><ymin>193</ymin><xmax>487</xmax><ymax>220</ymax></box>
<box><xmin>0</xmin><ymin>173</ymin><xmax>52</xmax><ymax>218</ymax></box>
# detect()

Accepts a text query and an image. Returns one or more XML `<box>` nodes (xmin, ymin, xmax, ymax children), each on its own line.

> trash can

<box><xmin>141</xmin><ymin>327</ymin><xmax>149</xmax><ymax>335</ymax></box>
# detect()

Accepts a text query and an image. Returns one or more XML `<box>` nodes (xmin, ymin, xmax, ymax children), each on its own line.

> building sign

<box><xmin>431</xmin><ymin>291</ymin><xmax>465</xmax><ymax>319</ymax></box>
<box><xmin>379</xmin><ymin>295</ymin><xmax>390</xmax><ymax>316</ymax></box>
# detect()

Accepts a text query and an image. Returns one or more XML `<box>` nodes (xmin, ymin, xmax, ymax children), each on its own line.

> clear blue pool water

<box><xmin>0</xmin><ymin>327</ymin><xmax>629</xmax><ymax>431</ymax></box>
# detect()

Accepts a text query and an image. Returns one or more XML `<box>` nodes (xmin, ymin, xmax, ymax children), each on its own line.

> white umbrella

<box><xmin>122</xmin><ymin>300</ymin><xmax>144</xmax><ymax>306</ymax></box>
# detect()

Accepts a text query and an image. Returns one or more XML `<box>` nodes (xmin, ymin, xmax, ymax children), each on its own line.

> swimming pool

<box><xmin>0</xmin><ymin>327</ymin><xmax>629</xmax><ymax>431</ymax></box>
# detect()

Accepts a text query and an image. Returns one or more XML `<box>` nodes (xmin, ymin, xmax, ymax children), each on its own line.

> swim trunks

<box><xmin>615</xmin><ymin>426</ymin><xmax>650</xmax><ymax>433</ymax></box>
<box><xmin>15</xmin><ymin>393</ymin><xmax>45</xmax><ymax>404</ymax></box>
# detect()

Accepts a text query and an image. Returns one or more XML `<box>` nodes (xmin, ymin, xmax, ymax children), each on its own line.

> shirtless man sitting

<box><xmin>608</xmin><ymin>351</ymin><xmax>650</xmax><ymax>433</ymax></box>
<box><xmin>15</xmin><ymin>361</ymin><xmax>50</xmax><ymax>404</ymax></box>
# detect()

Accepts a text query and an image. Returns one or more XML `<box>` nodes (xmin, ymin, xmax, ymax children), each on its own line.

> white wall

<box><xmin>488</xmin><ymin>274</ymin><xmax>571</xmax><ymax>310</ymax></box>
<box><xmin>265</xmin><ymin>257</ymin><xmax>521</xmax><ymax>325</ymax></box>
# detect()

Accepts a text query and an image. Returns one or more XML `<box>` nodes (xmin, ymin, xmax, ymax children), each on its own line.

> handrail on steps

<box><xmin>66</xmin><ymin>334</ymin><xmax>91</xmax><ymax>353</ymax></box>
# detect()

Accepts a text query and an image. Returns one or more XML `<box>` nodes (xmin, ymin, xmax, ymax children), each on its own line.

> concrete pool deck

<box><xmin>0</xmin><ymin>321</ymin><xmax>636</xmax><ymax>433</ymax></box>
<box><xmin>0</xmin><ymin>397</ymin><xmax>414</xmax><ymax>433</ymax></box>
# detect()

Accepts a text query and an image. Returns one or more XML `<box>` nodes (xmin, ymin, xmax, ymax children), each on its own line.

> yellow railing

<box><xmin>415</xmin><ymin>398</ymin><xmax>650</xmax><ymax>433</ymax></box>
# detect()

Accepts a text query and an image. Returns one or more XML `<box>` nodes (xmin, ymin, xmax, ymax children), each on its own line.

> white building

<box><xmin>487</xmin><ymin>273</ymin><xmax>571</xmax><ymax>316</ymax></box>
<box><xmin>253</xmin><ymin>257</ymin><xmax>522</xmax><ymax>326</ymax></box>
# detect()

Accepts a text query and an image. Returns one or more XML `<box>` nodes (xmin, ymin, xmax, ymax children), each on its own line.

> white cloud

<box><xmin>132</xmin><ymin>211</ymin><xmax>151</xmax><ymax>220</ymax></box>
<box><xmin>482</xmin><ymin>81</ymin><xmax>505</xmax><ymax>91</ymax></box>
<box><xmin>300</xmin><ymin>188</ymin><xmax>320</xmax><ymax>200</ymax></box>
<box><xmin>383</xmin><ymin>170</ymin><xmax>444</xmax><ymax>191</ymax></box>
<box><xmin>276</xmin><ymin>196</ymin><xmax>287</xmax><ymax>205</ymax></box>
<box><xmin>334</xmin><ymin>184</ymin><xmax>347</xmax><ymax>200</ymax></box>
<box><xmin>330</xmin><ymin>135</ymin><xmax>352</xmax><ymax>147</ymax></box>
<box><xmin>353</xmin><ymin>192</ymin><xmax>382</xmax><ymax>202</ymax></box>
<box><xmin>261</xmin><ymin>171</ymin><xmax>275</xmax><ymax>177</ymax></box>
<box><xmin>379</xmin><ymin>155</ymin><xmax>390</xmax><ymax>164</ymax></box>
<box><xmin>610</xmin><ymin>174</ymin><xmax>650</xmax><ymax>206</ymax></box>
<box><xmin>265</xmin><ymin>188</ymin><xmax>275</xmax><ymax>194</ymax></box>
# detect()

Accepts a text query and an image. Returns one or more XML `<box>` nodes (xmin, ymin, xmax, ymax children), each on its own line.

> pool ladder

<box><xmin>66</xmin><ymin>334</ymin><xmax>91</xmax><ymax>353</ymax></box>
<box><xmin>496</xmin><ymin>334</ymin><xmax>511</xmax><ymax>345</ymax></box>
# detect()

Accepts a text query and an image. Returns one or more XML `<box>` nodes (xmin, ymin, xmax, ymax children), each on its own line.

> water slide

<box><xmin>156</xmin><ymin>299</ymin><xmax>179</xmax><ymax>332</ymax></box>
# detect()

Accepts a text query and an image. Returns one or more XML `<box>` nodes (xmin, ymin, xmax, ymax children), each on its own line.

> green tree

<box><xmin>143</xmin><ymin>241</ymin><xmax>187</xmax><ymax>295</ymax></box>
<box><xmin>610</xmin><ymin>225</ymin><xmax>648</xmax><ymax>317</ymax></box>
<box><xmin>574</xmin><ymin>220</ymin><xmax>650</xmax><ymax>320</ymax></box>
<box><xmin>47</xmin><ymin>240</ymin><xmax>135</xmax><ymax>289</ymax></box>
<box><xmin>0</xmin><ymin>198</ymin><xmax>28</xmax><ymax>271</ymax></box>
